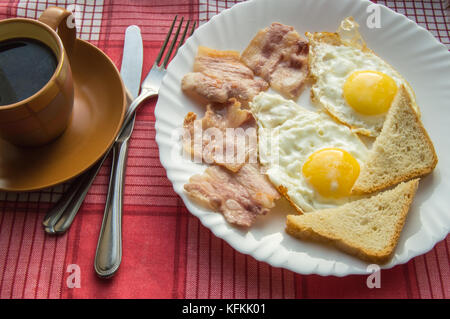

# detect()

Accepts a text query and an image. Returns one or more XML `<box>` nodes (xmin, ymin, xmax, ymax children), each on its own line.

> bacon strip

<box><xmin>182</xmin><ymin>99</ymin><xmax>257</xmax><ymax>172</ymax></box>
<box><xmin>241</xmin><ymin>23</ymin><xmax>309</xmax><ymax>99</ymax></box>
<box><xmin>184</xmin><ymin>163</ymin><xmax>280</xmax><ymax>227</ymax></box>
<box><xmin>182</xmin><ymin>46</ymin><xmax>268</xmax><ymax>103</ymax></box>
<box><xmin>182</xmin><ymin>100</ymin><xmax>280</xmax><ymax>227</ymax></box>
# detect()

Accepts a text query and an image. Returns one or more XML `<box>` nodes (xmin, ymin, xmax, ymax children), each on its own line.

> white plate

<box><xmin>155</xmin><ymin>0</ymin><xmax>450</xmax><ymax>276</ymax></box>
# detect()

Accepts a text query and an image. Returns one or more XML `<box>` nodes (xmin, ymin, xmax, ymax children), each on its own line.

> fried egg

<box><xmin>250</xmin><ymin>92</ymin><xmax>368</xmax><ymax>212</ymax></box>
<box><xmin>308</xmin><ymin>17</ymin><xmax>419</xmax><ymax>137</ymax></box>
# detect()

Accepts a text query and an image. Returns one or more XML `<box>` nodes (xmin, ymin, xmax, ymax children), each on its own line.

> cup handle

<box><xmin>38</xmin><ymin>6</ymin><xmax>76</xmax><ymax>57</ymax></box>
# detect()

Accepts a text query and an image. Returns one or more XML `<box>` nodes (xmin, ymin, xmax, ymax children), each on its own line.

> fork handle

<box><xmin>94</xmin><ymin>91</ymin><xmax>157</xmax><ymax>278</ymax></box>
<box><xmin>42</xmin><ymin>91</ymin><xmax>156</xmax><ymax>235</ymax></box>
<box><xmin>94</xmin><ymin>139</ymin><xmax>129</xmax><ymax>278</ymax></box>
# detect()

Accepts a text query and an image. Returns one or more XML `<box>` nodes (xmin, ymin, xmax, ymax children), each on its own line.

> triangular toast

<box><xmin>352</xmin><ymin>86</ymin><xmax>437</xmax><ymax>194</ymax></box>
<box><xmin>286</xmin><ymin>179</ymin><xmax>419</xmax><ymax>264</ymax></box>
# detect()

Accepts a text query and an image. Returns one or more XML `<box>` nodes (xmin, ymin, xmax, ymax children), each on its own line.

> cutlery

<box><xmin>94</xmin><ymin>25</ymin><xmax>143</xmax><ymax>278</ymax></box>
<box><xmin>94</xmin><ymin>16</ymin><xmax>196</xmax><ymax>278</ymax></box>
<box><xmin>43</xmin><ymin>15</ymin><xmax>195</xmax><ymax>264</ymax></box>
<box><xmin>42</xmin><ymin>27</ymin><xmax>140</xmax><ymax>234</ymax></box>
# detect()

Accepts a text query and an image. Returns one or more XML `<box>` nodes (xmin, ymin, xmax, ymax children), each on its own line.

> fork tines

<box><xmin>156</xmin><ymin>15</ymin><xmax>197</xmax><ymax>68</ymax></box>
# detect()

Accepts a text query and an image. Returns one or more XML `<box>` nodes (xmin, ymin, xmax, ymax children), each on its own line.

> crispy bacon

<box><xmin>184</xmin><ymin>163</ymin><xmax>280</xmax><ymax>227</ymax></box>
<box><xmin>182</xmin><ymin>99</ymin><xmax>257</xmax><ymax>172</ymax></box>
<box><xmin>182</xmin><ymin>99</ymin><xmax>280</xmax><ymax>227</ymax></box>
<box><xmin>181</xmin><ymin>46</ymin><xmax>268</xmax><ymax>103</ymax></box>
<box><xmin>241</xmin><ymin>23</ymin><xmax>309</xmax><ymax>99</ymax></box>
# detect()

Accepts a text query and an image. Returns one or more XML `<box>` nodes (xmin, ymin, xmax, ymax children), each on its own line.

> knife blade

<box><xmin>120</xmin><ymin>25</ymin><xmax>143</xmax><ymax>99</ymax></box>
<box><xmin>94</xmin><ymin>26</ymin><xmax>143</xmax><ymax>278</ymax></box>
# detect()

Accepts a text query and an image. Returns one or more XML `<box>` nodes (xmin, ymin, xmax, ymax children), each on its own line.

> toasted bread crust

<box><xmin>352</xmin><ymin>165</ymin><xmax>435</xmax><ymax>195</ymax></box>
<box><xmin>352</xmin><ymin>87</ymin><xmax>437</xmax><ymax>194</ymax></box>
<box><xmin>286</xmin><ymin>179</ymin><xmax>419</xmax><ymax>264</ymax></box>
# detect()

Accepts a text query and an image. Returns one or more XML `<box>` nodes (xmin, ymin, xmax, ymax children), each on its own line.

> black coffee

<box><xmin>0</xmin><ymin>38</ymin><xmax>58</xmax><ymax>106</ymax></box>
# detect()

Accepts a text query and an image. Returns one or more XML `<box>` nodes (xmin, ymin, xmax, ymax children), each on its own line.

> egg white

<box><xmin>250</xmin><ymin>92</ymin><xmax>368</xmax><ymax>212</ymax></box>
<box><xmin>308</xmin><ymin>19</ymin><xmax>418</xmax><ymax>137</ymax></box>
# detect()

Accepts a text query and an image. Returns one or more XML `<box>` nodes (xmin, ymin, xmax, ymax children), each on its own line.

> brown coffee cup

<box><xmin>0</xmin><ymin>7</ymin><xmax>76</xmax><ymax>146</ymax></box>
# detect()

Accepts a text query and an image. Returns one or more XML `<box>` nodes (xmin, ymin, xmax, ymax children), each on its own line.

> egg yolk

<box><xmin>302</xmin><ymin>148</ymin><xmax>360</xmax><ymax>198</ymax></box>
<box><xmin>343</xmin><ymin>70</ymin><xmax>398</xmax><ymax>115</ymax></box>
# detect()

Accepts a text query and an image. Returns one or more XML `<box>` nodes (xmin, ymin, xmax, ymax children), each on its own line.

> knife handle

<box><xmin>42</xmin><ymin>174</ymin><xmax>86</xmax><ymax>233</ymax></box>
<box><xmin>42</xmin><ymin>92</ymin><xmax>135</xmax><ymax>235</ymax></box>
<box><xmin>43</xmin><ymin>153</ymin><xmax>108</xmax><ymax>234</ymax></box>
<box><xmin>94</xmin><ymin>137</ymin><xmax>130</xmax><ymax>278</ymax></box>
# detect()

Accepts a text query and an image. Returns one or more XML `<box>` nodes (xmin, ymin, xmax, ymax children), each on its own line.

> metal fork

<box><xmin>94</xmin><ymin>16</ymin><xmax>196</xmax><ymax>278</ymax></box>
<box><xmin>42</xmin><ymin>16</ymin><xmax>196</xmax><ymax>236</ymax></box>
<box><xmin>114</xmin><ymin>16</ymin><xmax>195</xmax><ymax>138</ymax></box>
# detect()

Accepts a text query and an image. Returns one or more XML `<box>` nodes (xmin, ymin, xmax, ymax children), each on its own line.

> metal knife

<box><xmin>94</xmin><ymin>25</ymin><xmax>143</xmax><ymax>278</ymax></box>
<box><xmin>42</xmin><ymin>27</ymin><xmax>144</xmax><ymax>235</ymax></box>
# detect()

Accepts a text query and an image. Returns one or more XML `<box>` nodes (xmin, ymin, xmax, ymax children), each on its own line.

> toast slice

<box><xmin>286</xmin><ymin>179</ymin><xmax>419</xmax><ymax>264</ymax></box>
<box><xmin>352</xmin><ymin>86</ymin><xmax>437</xmax><ymax>194</ymax></box>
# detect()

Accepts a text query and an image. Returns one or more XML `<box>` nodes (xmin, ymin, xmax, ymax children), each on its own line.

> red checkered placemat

<box><xmin>0</xmin><ymin>0</ymin><xmax>449</xmax><ymax>299</ymax></box>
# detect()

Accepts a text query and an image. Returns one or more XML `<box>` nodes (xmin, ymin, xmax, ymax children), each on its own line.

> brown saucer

<box><xmin>0</xmin><ymin>39</ymin><xmax>126</xmax><ymax>191</ymax></box>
